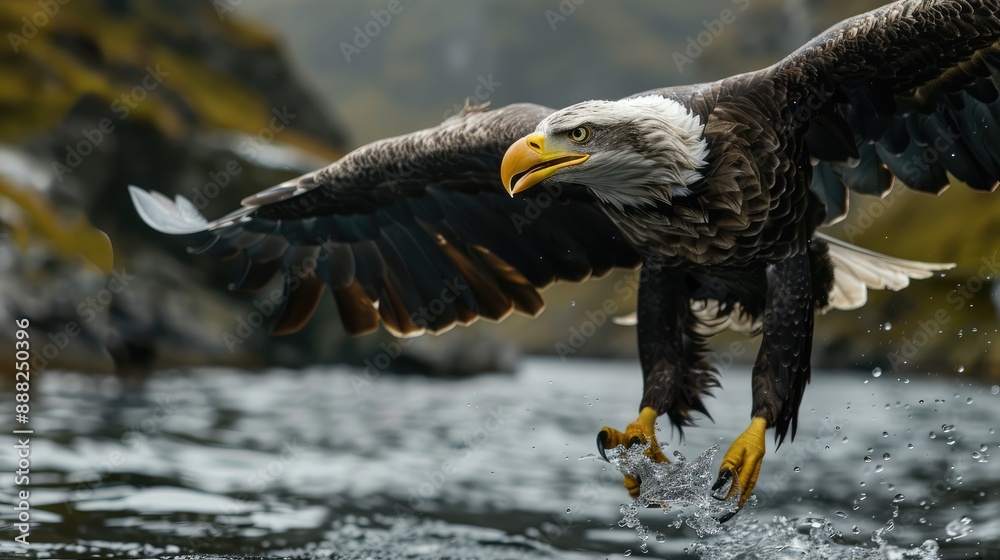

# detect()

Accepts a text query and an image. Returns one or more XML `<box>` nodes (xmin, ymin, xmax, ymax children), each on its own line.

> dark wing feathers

<box><xmin>130</xmin><ymin>103</ymin><xmax>640</xmax><ymax>337</ymax></box>
<box><xmin>767</xmin><ymin>0</ymin><xmax>1000</xmax><ymax>223</ymax></box>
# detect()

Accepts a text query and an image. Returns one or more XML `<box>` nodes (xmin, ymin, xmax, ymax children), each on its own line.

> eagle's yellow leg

<box><xmin>714</xmin><ymin>416</ymin><xmax>768</xmax><ymax>513</ymax></box>
<box><xmin>597</xmin><ymin>406</ymin><xmax>669</xmax><ymax>497</ymax></box>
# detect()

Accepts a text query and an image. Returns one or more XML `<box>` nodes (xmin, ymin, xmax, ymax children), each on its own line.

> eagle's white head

<box><xmin>501</xmin><ymin>95</ymin><xmax>709</xmax><ymax>210</ymax></box>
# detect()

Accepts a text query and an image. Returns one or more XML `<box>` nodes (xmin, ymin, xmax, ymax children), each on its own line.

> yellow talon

<box><xmin>597</xmin><ymin>406</ymin><xmax>669</xmax><ymax>498</ymax></box>
<box><xmin>715</xmin><ymin>416</ymin><xmax>768</xmax><ymax>516</ymax></box>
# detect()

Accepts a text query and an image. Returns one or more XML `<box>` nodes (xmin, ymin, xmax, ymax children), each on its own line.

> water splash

<box><xmin>608</xmin><ymin>444</ymin><xmax>740</xmax><ymax>542</ymax></box>
<box><xmin>605</xmin><ymin>453</ymin><xmax>944</xmax><ymax>560</ymax></box>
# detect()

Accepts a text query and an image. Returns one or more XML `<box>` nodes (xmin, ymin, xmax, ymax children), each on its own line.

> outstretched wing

<box><xmin>768</xmin><ymin>0</ymin><xmax>1000</xmax><ymax>223</ymax></box>
<box><xmin>131</xmin><ymin>103</ymin><xmax>641</xmax><ymax>337</ymax></box>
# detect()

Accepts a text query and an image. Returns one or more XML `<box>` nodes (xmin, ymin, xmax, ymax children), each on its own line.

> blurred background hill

<box><xmin>1</xmin><ymin>0</ymin><xmax>997</xmax><ymax>379</ymax></box>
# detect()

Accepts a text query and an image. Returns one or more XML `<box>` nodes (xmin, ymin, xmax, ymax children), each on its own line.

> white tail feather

<box><xmin>818</xmin><ymin>233</ymin><xmax>954</xmax><ymax>311</ymax></box>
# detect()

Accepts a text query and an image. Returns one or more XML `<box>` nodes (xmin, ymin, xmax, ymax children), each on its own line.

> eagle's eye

<box><xmin>567</xmin><ymin>126</ymin><xmax>592</xmax><ymax>144</ymax></box>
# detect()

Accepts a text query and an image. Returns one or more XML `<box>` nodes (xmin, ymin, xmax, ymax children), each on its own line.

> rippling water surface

<box><xmin>1</xmin><ymin>358</ymin><xmax>997</xmax><ymax>558</ymax></box>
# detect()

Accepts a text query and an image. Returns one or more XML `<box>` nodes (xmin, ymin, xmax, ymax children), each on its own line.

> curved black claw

<box><xmin>717</xmin><ymin>510</ymin><xmax>737</xmax><ymax>523</ymax></box>
<box><xmin>711</xmin><ymin>469</ymin><xmax>733</xmax><ymax>498</ymax></box>
<box><xmin>712</xmin><ymin>470</ymin><xmax>737</xmax><ymax>523</ymax></box>
<box><xmin>597</xmin><ymin>430</ymin><xmax>610</xmax><ymax>462</ymax></box>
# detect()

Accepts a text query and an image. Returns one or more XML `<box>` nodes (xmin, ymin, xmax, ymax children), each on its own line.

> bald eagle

<box><xmin>131</xmin><ymin>0</ymin><xmax>1000</xmax><ymax>518</ymax></box>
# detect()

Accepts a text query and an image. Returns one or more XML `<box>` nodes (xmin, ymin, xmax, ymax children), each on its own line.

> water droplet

<box><xmin>945</xmin><ymin>516</ymin><xmax>973</xmax><ymax>538</ymax></box>
<box><xmin>834</xmin><ymin>510</ymin><xmax>848</xmax><ymax>518</ymax></box>
<box><xmin>907</xmin><ymin>443</ymin><xmax>914</xmax><ymax>449</ymax></box>
<box><xmin>929</xmin><ymin>431</ymin><xmax>937</xmax><ymax>439</ymax></box>
<box><xmin>859</xmin><ymin>492</ymin><xmax>867</xmax><ymax>501</ymax></box>
<box><xmin>842</xmin><ymin>436</ymin><xmax>849</xmax><ymax>443</ymax></box>
<box><xmin>882</xmin><ymin>431</ymin><xmax>889</xmax><ymax>438</ymax></box>
<box><xmin>566</xmin><ymin>508</ymin><xmax>571</xmax><ymax>514</ymax></box>
<box><xmin>981</xmin><ymin>444</ymin><xmax>989</xmax><ymax>452</ymax></box>
<box><xmin>863</xmin><ymin>456</ymin><xmax>873</xmax><ymax>462</ymax></box>
<box><xmin>875</xmin><ymin>465</ymin><xmax>884</xmax><ymax>473</ymax></box>
<box><xmin>624</xmin><ymin>549</ymin><xmax>632</xmax><ymax>557</ymax></box>
<box><xmin>956</xmin><ymin>365</ymin><xmax>965</xmax><ymax>373</ymax></box>
<box><xmin>793</xmin><ymin>466</ymin><xmax>801</xmax><ymax>472</ymax></box>
<box><xmin>883</xmin><ymin>322</ymin><xmax>892</xmax><ymax>331</ymax></box>
<box><xmin>967</xmin><ymin>397</ymin><xmax>974</xmax><ymax>404</ymax></box>
<box><xmin>992</xmin><ymin>385</ymin><xmax>999</xmax><ymax>395</ymax></box>
<box><xmin>571</xmin><ymin>300</ymin><xmax>576</xmax><ymax>307</ymax></box>
<box><xmin>871</xmin><ymin>367</ymin><xmax>882</xmax><ymax>378</ymax></box>
<box><xmin>942</xmin><ymin>424</ymin><xmax>955</xmax><ymax>433</ymax></box>
<box><xmin>852</xmin><ymin>526</ymin><xmax>861</xmax><ymax>534</ymax></box>
<box><xmin>655</xmin><ymin>532</ymin><xmax>666</xmax><ymax>543</ymax></box>
<box><xmin>867</xmin><ymin>447</ymin><xmax>874</xmax><ymax>453</ymax></box>
<box><xmin>640</xmin><ymin>543</ymin><xmax>648</xmax><ymax>554</ymax></box>
<box><xmin>883</xmin><ymin>453</ymin><xmax>891</xmax><ymax>461</ymax></box>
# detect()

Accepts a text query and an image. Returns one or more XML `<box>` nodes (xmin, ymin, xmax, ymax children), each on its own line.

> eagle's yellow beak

<box><xmin>501</xmin><ymin>132</ymin><xmax>589</xmax><ymax>196</ymax></box>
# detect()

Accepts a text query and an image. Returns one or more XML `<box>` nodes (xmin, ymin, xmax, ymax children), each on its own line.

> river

<box><xmin>0</xmin><ymin>358</ymin><xmax>997</xmax><ymax>558</ymax></box>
